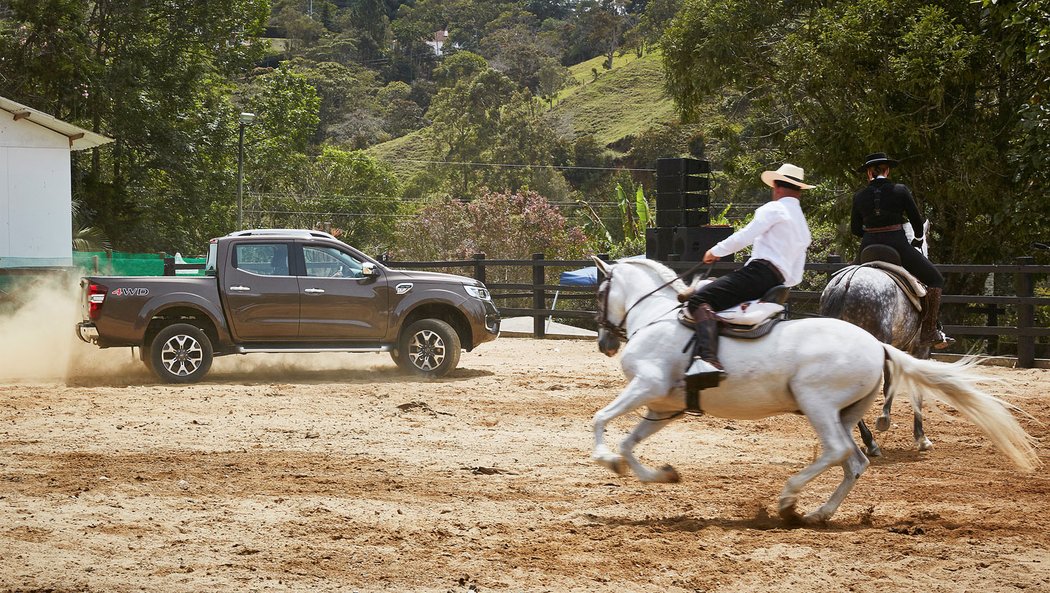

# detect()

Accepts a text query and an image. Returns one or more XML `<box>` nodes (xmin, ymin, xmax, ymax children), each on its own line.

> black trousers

<box><xmin>861</xmin><ymin>229</ymin><xmax>944</xmax><ymax>288</ymax></box>
<box><xmin>690</xmin><ymin>261</ymin><xmax>783</xmax><ymax>312</ymax></box>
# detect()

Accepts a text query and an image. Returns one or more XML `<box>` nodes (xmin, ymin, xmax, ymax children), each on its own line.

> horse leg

<box><xmin>806</xmin><ymin>389</ymin><xmax>878</xmax><ymax>524</ymax></box>
<box><xmin>780</xmin><ymin>381</ymin><xmax>876</xmax><ymax>525</ymax></box>
<box><xmin>912</xmin><ymin>392</ymin><xmax>933</xmax><ymax>451</ymax></box>
<box><xmin>592</xmin><ymin>376</ymin><xmax>666</xmax><ymax>476</ymax></box>
<box><xmin>618</xmin><ymin>410</ymin><xmax>681</xmax><ymax>483</ymax></box>
<box><xmin>875</xmin><ymin>374</ymin><xmax>893</xmax><ymax>432</ymax></box>
<box><xmin>856</xmin><ymin>420</ymin><xmax>881</xmax><ymax>457</ymax></box>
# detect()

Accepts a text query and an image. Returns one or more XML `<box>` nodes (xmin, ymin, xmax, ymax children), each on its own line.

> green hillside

<box><xmin>551</xmin><ymin>51</ymin><xmax>676</xmax><ymax>150</ymax></box>
<box><xmin>366</xmin><ymin>128</ymin><xmax>431</xmax><ymax>181</ymax></box>
<box><xmin>368</xmin><ymin>51</ymin><xmax>676</xmax><ymax>181</ymax></box>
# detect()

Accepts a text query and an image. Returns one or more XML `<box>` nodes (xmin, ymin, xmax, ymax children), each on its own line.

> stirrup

<box><xmin>686</xmin><ymin>357</ymin><xmax>726</xmax><ymax>390</ymax></box>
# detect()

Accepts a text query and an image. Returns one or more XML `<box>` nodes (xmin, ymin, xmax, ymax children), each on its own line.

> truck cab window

<box><xmin>303</xmin><ymin>245</ymin><xmax>364</xmax><ymax>278</ymax></box>
<box><xmin>233</xmin><ymin>243</ymin><xmax>289</xmax><ymax>276</ymax></box>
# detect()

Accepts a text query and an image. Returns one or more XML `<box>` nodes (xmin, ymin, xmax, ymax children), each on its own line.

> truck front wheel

<box><xmin>395</xmin><ymin>319</ymin><xmax>461</xmax><ymax>378</ymax></box>
<box><xmin>147</xmin><ymin>323</ymin><xmax>213</xmax><ymax>383</ymax></box>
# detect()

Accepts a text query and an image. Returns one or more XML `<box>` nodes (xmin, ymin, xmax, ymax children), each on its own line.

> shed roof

<box><xmin>0</xmin><ymin>95</ymin><xmax>113</xmax><ymax>151</ymax></box>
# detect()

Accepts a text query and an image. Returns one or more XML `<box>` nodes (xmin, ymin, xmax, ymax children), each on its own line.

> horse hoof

<box><xmin>875</xmin><ymin>417</ymin><xmax>891</xmax><ymax>432</ymax></box>
<box><xmin>917</xmin><ymin>439</ymin><xmax>933</xmax><ymax>452</ymax></box>
<box><xmin>778</xmin><ymin>499</ymin><xmax>803</xmax><ymax>525</ymax></box>
<box><xmin>802</xmin><ymin>511</ymin><xmax>830</xmax><ymax>526</ymax></box>
<box><xmin>660</xmin><ymin>465</ymin><xmax>681</xmax><ymax>483</ymax></box>
<box><xmin>865</xmin><ymin>445</ymin><xmax>882</xmax><ymax>458</ymax></box>
<box><xmin>593</xmin><ymin>453</ymin><xmax>627</xmax><ymax>475</ymax></box>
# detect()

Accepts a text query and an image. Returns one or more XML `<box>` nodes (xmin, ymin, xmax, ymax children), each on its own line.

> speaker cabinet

<box><xmin>672</xmin><ymin>226</ymin><xmax>735</xmax><ymax>262</ymax></box>
<box><xmin>655</xmin><ymin>209</ymin><xmax>684</xmax><ymax>227</ymax></box>
<box><xmin>645</xmin><ymin>227</ymin><xmax>675</xmax><ymax>260</ymax></box>
<box><xmin>656</xmin><ymin>157</ymin><xmax>711</xmax><ymax>176</ymax></box>
<box><xmin>656</xmin><ymin>174</ymin><xmax>711</xmax><ymax>193</ymax></box>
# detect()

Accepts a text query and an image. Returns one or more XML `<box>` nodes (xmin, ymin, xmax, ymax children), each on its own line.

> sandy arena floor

<box><xmin>1</xmin><ymin>334</ymin><xmax>1049</xmax><ymax>593</ymax></box>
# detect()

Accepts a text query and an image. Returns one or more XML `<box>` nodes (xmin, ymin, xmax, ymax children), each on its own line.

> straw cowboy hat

<box><xmin>760</xmin><ymin>163</ymin><xmax>815</xmax><ymax>190</ymax></box>
<box><xmin>856</xmin><ymin>152</ymin><xmax>900</xmax><ymax>172</ymax></box>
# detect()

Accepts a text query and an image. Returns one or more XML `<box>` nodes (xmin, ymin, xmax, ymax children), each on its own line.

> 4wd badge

<box><xmin>111</xmin><ymin>287</ymin><xmax>150</xmax><ymax>296</ymax></box>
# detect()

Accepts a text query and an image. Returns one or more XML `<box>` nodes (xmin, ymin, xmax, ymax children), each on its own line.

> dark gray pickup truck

<box><xmin>76</xmin><ymin>229</ymin><xmax>500</xmax><ymax>383</ymax></box>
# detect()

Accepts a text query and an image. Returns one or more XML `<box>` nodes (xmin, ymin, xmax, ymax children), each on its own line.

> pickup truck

<box><xmin>76</xmin><ymin>229</ymin><xmax>500</xmax><ymax>383</ymax></box>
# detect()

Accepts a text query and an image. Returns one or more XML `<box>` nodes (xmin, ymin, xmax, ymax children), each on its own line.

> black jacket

<box><xmin>850</xmin><ymin>178</ymin><xmax>925</xmax><ymax>238</ymax></box>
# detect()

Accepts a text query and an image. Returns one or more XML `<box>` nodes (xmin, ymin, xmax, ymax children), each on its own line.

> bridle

<box><xmin>596</xmin><ymin>261</ymin><xmax>710</xmax><ymax>341</ymax></box>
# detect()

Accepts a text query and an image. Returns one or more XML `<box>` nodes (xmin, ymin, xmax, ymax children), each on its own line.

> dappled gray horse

<box><xmin>820</xmin><ymin>240</ymin><xmax>933</xmax><ymax>455</ymax></box>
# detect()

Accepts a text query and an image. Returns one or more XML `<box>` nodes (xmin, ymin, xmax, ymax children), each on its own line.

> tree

<box><xmin>426</xmin><ymin>63</ymin><xmax>517</xmax><ymax>194</ymax></box>
<box><xmin>248</xmin><ymin>146</ymin><xmax>402</xmax><ymax>251</ymax></box>
<box><xmin>243</xmin><ymin>66</ymin><xmax>322</xmax><ymax>195</ymax></box>
<box><xmin>391</xmin><ymin>189</ymin><xmax>588</xmax><ymax>267</ymax></box>
<box><xmin>536</xmin><ymin>57</ymin><xmax>573</xmax><ymax>107</ymax></box>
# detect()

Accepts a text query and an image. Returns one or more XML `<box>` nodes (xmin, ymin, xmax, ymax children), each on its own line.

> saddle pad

<box><xmin>718</xmin><ymin>301</ymin><xmax>785</xmax><ymax>325</ymax></box>
<box><xmin>830</xmin><ymin>262</ymin><xmax>926</xmax><ymax>310</ymax></box>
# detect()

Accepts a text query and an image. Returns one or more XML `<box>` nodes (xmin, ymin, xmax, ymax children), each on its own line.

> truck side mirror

<box><xmin>361</xmin><ymin>262</ymin><xmax>377</xmax><ymax>277</ymax></box>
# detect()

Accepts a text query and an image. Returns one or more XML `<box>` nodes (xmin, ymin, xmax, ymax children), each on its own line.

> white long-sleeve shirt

<box><xmin>709</xmin><ymin>197</ymin><xmax>811</xmax><ymax>286</ymax></box>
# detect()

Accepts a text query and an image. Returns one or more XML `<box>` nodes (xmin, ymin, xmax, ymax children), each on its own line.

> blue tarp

<box><xmin>558</xmin><ymin>255</ymin><xmax>644</xmax><ymax>287</ymax></box>
<box><xmin>559</xmin><ymin>266</ymin><xmax>598</xmax><ymax>286</ymax></box>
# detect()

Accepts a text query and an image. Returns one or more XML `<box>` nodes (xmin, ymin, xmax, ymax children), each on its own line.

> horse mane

<box><xmin>618</xmin><ymin>258</ymin><xmax>688</xmax><ymax>293</ymax></box>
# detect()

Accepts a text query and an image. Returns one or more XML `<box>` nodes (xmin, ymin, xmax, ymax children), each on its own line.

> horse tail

<box><xmin>882</xmin><ymin>344</ymin><xmax>1040</xmax><ymax>472</ymax></box>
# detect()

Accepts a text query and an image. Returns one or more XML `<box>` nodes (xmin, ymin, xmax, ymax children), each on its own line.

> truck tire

<box><xmin>396</xmin><ymin>319</ymin><xmax>461</xmax><ymax>378</ymax></box>
<box><xmin>147</xmin><ymin>323</ymin><xmax>213</xmax><ymax>383</ymax></box>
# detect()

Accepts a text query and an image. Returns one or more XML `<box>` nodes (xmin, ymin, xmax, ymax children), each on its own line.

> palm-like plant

<box><xmin>71</xmin><ymin>197</ymin><xmax>110</xmax><ymax>252</ymax></box>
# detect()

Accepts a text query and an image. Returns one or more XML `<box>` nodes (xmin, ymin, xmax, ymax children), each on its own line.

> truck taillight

<box><xmin>87</xmin><ymin>283</ymin><xmax>107</xmax><ymax>320</ymax></box>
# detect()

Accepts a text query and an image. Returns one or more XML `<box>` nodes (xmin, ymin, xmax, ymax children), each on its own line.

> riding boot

<box><xmin>920</xmin><ymin>287</ymin><xmax>953</xmax><ymax>349</ymax></box>
<box><xmin>686</xmin><ymin>304</ymin><xmax>726</xmax><ymax>392</ymax></box>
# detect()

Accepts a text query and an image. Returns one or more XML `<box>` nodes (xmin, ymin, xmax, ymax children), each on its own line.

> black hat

<box><xmin>857</xmin><ymin>152</ymin><xmax>899</xmax><ymax>172</ymax></box>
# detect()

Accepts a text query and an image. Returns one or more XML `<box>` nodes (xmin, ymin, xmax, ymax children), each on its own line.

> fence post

<box><xmin>163</xmin><ymin>256</ymin><xmax>174</xmax><ymax>276</ymax></box>
<box><xmin>826</xmin><ymin>254</ymin><xmax>842</xmax><ymax>284</ymax></box>
<box><xmin>1015</xmin><ymin>256</ymin><xmax>1035</xmax><ymax>367</ymax></box>
<box><xmin>533</xmin><ymin>253</ymin><xmax>546</xmax><ymax>338</ymax></box>
<box><xmin>472</xmin><ymin>253</ymin><xmax>486</xmax><ymax>284</ymax></box>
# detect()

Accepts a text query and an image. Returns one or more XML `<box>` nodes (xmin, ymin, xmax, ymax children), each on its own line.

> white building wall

<box><xmin>0</xmin><ymin>115</ymin><xmax>74</xmax><ymax>267</ymax></box>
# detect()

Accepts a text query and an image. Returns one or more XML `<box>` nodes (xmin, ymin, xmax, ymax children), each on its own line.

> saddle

<box><xmin>678</xmin><ymin>282</ymin><xmax>789</xmax><ymax>339</ymax></box>
<box><xmin>830</xmin><ymin>245</ymin><xmax>927</xmax><ymax>311</ymax></box>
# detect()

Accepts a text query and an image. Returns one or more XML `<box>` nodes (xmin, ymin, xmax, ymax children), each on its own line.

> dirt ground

<box><xmin>2</xmin><ymin>334</ymin><xmax>1049</xmax><ymax>593</ymax></box>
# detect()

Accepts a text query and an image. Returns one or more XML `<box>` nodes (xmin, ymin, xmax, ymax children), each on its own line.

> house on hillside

<box><xmin>0</xmin><ymin>95</ymin><xmax>112</xmax><ymax>269</ymax></box>
<box><xmin>426</xmin><ymin>30</ymin><xmax>449</xmax><ymax>56</ymax></box>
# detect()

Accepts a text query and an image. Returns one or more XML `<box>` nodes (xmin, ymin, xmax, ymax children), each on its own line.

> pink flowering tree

<box><xmin>392</xmin><ymin>189</ymin><xmax>589</xmax><ymax>284</ymax></box>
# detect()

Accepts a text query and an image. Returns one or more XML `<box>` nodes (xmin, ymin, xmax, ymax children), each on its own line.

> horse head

<box><xmin>591</xmin><ymin>256</ymin><xmax>687</xmax><ymax>357</ymax></box>
<box><xmin>592</xmin><ymin>257</ymin><xmax>623</xmax><ymax>356</ymax></box>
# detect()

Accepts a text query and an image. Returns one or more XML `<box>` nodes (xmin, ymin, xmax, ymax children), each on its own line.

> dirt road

<box><xmin>2</xmin><ymin>336</ymin><xmax>1048</xmax><ymax>592</ymax></box>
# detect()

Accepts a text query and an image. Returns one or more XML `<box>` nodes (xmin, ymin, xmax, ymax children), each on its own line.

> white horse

<box><xmin>590</xmin><ymin>257</ymin><xmax>1038</xmax><ymax>525</ymax></box>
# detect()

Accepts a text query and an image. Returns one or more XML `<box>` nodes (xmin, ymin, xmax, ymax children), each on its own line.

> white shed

<box><xmin>0</xmin><ymin>96</ymin><xmax>112</xmax><ymax>268</ymax></box>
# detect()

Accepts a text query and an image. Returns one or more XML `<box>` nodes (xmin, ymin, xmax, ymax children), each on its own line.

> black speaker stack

<box><xmin>647</xmin><ymin>157</ymin><xmax>733</xmax><ymax>262</ymax></box>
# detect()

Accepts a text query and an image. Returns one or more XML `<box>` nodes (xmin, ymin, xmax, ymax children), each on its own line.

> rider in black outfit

<box><xmin>851</xmin><ymin>152</ymin><xmax>953</xmax><ymax>350</ymax></box>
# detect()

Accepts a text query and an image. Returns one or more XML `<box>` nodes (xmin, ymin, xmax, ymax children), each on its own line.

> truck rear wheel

<box><xmin>147</xmin><ymin>323</ymin><xmax>213</xmax><ymax>383</ymax></box>
<box><xmin>396</xmin><ymin>319</ymin><xmax>461</xmax><ymax>378</ymax></box>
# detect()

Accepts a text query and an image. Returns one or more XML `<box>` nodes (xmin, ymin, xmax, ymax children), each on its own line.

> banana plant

<box><xmin>614</xmin><ymin>182</ymin><xmax>651</xmax><ymax>242</ymax></box>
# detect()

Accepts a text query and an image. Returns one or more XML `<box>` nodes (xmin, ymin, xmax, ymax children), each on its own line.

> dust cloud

<box><xmin>0</xmin><ymin>275</ymin><xmax>85</xmax><ymax>382</ymax></box>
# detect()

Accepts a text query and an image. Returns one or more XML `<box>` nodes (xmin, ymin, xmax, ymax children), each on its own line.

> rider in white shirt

<box><xmin>686</xmin><ymin>163</ymin><xmax>814</xmax><ymax>393</ymax></box>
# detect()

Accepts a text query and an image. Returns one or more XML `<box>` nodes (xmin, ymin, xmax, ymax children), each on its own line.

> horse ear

<box><xmin>591</xmin><ymin>255</ymin><xmax>611</xmax><ymax>276</ymax></box>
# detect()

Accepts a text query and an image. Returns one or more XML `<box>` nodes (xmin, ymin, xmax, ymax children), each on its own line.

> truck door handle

<box><xmin>229</xmin><ymin>285</ymin><xmax>251</xmax><ymax>292</ymax></box>
<box><xmin>303</xmin><ymin>288</ymin><xmax>325</xmax><ymax>294</ymax></box>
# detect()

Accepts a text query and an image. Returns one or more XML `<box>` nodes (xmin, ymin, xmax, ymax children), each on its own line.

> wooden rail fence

<box><xmin>379</xmin><ymin>254</ymin><xmax>1050</xmax><ymax>368</ymax></box>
